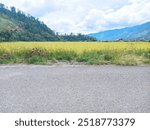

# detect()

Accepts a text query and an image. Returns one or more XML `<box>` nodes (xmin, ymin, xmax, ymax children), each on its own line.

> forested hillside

<box><xmin>0</xmin><ymin>3</ymin><xmax>96</xmax><ymax>41</ymax></box>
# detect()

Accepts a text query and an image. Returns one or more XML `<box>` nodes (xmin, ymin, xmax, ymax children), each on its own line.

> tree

<box><xmin>10</xmin><ymin>7</ymin><xmax>16</xmax><ymax>13</ymax></box>
<box><xmin>0</xmin><ymin>3</ymin><xmax>4</xmax><ymax>8</ymax></box>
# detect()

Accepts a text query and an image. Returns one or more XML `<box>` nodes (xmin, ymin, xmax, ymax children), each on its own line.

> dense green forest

<box><xmin>0</xmin><ymin>3</ymin><xmax>96</xmax><ymax>42</ymax></box>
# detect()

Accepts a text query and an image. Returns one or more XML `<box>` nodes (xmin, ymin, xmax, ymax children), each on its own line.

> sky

<box><xmin>1</xmin><ymin>0</ymin><xmax>150</xmax><ymax>34</ymax></box>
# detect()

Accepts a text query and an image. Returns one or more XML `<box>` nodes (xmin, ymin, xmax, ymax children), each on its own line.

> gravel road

<box><xmin>0</xmin><ymin>65</ymin><xmax>150</xmax><ymax>113</ymax></box>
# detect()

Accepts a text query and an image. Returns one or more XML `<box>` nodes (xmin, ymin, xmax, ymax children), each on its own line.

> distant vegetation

<box><xmin>0</xmin><ymin>3</ymin><xmax>96</xmax><ymax>42</ymax></box>
<box><xmin>0</xmin><ymin>42</ymin><xmax>149</xmax><ymax>65</ymax></box>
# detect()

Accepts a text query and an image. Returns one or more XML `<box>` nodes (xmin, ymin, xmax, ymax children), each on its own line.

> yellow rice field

<box><xmin>0</xmin><ymin>42</ymin><xmax>150</xmax><ymax>65</ymax></box>
<box><xmin>0</xmin><ymin>42</ymin><xmax>150</xmax><ymax>53</ymax></box>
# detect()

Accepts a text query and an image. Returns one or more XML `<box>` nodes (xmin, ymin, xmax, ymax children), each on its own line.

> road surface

<box><xmin>0</xmin><ymin>65</ymin><xmax>150</xmax><ymax>113</ymax></box>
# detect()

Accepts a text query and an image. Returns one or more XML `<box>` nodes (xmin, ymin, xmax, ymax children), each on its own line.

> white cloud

<box><xmin>1</xmin><ymin>0</ymin><xmax>150</xmax><ymax>34</ymax></box>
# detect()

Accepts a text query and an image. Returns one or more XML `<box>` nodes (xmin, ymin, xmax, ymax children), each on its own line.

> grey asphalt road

<box><xmin>0</xmin><ymin>65</ymin><xmax>150</xmax><ymax>113</ymax></box>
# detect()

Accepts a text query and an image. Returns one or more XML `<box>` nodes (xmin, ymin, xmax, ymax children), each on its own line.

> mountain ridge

<box><xmin>88</xmin><ymin>22</ymin><xmax>150</xmax><ymax>41</ymax></box>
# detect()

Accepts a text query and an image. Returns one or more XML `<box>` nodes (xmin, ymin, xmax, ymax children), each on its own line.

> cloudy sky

<box><xmin>1</xmin><ymin>0</ymin><xmax>150</xmax><ymax>34</ymax></box>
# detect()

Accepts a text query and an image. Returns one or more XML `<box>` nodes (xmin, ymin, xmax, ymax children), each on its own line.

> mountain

<box><xmin>0</xmin><ymin>3</ymin><xmax>60</xmax><ymax>41</ymax></box>
<box><xmin>88</xmin><ymin>22</ymin><xmax>150</xmax><ymax>41</ymax></box>
<box><xmin>0</xmin><ymin>3</ymin><xmax>96</xmax><ymax>42</ymax></box>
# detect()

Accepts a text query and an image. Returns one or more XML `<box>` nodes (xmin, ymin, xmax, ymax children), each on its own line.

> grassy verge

<box><xmin>0</xmin><ymin>42</ymin><xmax>150</xmax><ymax>65</ymax></box>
